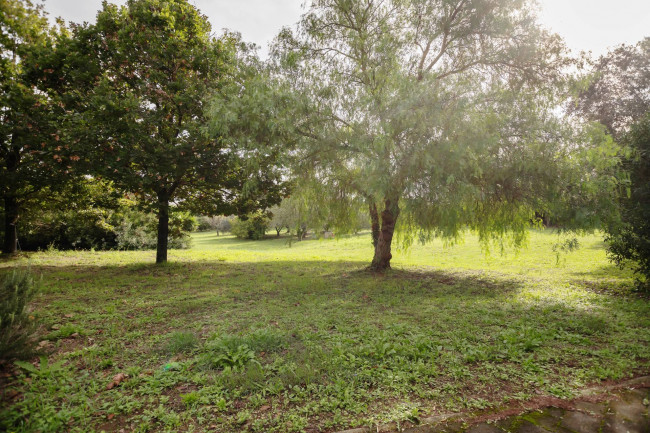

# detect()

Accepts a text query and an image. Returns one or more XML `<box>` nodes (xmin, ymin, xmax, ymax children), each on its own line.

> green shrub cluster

<box><xmin>0</xmin><ymin>269</ymin><xmax>40</xmax><ymax>361</ymax></box>
<box><xmin>0</xmin><ymin>184</ymin><xmax>196</xmax><ymax>251</ymax></box>
<box><xmin>230</xmin><ymin>212</ymin><xmax>269</xmax><ymax>240</ymax></box>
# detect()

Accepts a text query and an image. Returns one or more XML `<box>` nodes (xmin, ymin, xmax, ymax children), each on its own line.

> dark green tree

<box><xmin>571</xmin><ymin>39</ymin><xmax>650</xmax><ymax>288</ymax></box>
<box><xmin>53</xmin><ymin>0</ymin><xmax>288</xmax><ymax>263</ymax></box>
<box><xmin>0</xmin><ymin>0</ymin><xmax>67</xmax><ymax>254</ymax></box>
<box><xmin>605</xmin><ymin>115</ymin><xmax>650</xmax><ymax>288</ymax></box>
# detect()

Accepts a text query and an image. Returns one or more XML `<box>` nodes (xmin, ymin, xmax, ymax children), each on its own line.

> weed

<box><xmin>162</xmin><ymin>331</ymin><xmax>199</xmax><ymax>355</ymax></box>
<box><xmin>46</xmin><ymin>323</ymin><xmax>84</xmax><ymax>340</ymax></box>
<box><xmin>14</xmin><ymin>356</ymin><xmax>64</xmax><ymax>378</ymax></box>
<box><xmin>200</xmin><ymin>338</ymin><xmax>259</xmax><ymax>371</ymax></box>
<box><xmin>180</xmin><ymin>391</ymin><xmax>200</xmax><ymax>408</ymax></box>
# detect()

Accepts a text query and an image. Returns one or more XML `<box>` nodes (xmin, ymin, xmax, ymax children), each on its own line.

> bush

<box><xmin>19</xmin><ymin>207</ymin><xmax>118</xmax><ymax>251</ymax></box>
<box><xmin>0</xmin><ymin>270</ymin><xmax>40</xmax><ymax>361</ymax></box>
<box><xmin>9</xmin><ymin>178</ymin><xmax>121</xmax><ymax>251</ymax></box>
<box><xmin>231</xmin><ymin>212</ymin><xmax>269</xmax><ymax>240</ymax></box>
<box><xmin>0</xmin><ymin>178</ymin><xmax>196</xmax><ymax>252</ymax></box>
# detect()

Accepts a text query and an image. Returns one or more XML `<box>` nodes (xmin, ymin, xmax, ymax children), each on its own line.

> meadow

<box><xmin>0</xmin><ymin>230</ymin><xmax>648</xmax><ymax>432</ymax></box>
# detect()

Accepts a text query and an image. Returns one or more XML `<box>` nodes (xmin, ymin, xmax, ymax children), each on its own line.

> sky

<box><xmin>42</xmin><ymin>0</ymin><xmax>649</xmax><ymax>58</ymax></box>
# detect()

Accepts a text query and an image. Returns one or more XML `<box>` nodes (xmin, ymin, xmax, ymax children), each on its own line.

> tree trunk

<box><xmin>369</xmin><ymin>201</ymin><xmax>380</xmax><ymax>248</ymax></box>
<box><xmin>2</xmin><ymin>196</ymin><xmax>18</xmax><ymax>255</ymax></box>
<box><xmin>369</xmin><ymin>196</ymin><xmax>400</xmax><ymax>271</ymax></box>
<box><xmin>276</xmin><ymin>227</ymin><xmax>281</xmax><ymax>237</ymax></box>
<box><xmin>156</xmin><ymin>193</ymin><xmax>169</xmax><ymax>264</ymax></box>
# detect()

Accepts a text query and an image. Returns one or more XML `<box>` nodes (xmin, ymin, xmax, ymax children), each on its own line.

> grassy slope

<box><xmin>0</xmin><ymin>230</ymin><xmax>648</xmax><ymax>433</ymax></box>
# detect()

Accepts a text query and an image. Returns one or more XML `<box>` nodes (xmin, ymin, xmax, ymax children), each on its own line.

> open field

<box><xmin>1</xmin><ymin>230</ymin><xmax>649</xmax><ymax>432</ymax></box>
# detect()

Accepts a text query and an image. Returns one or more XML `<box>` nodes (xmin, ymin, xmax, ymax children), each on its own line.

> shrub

<box><xmin>0</xmin><ymin>269</ymin><xmax>40</xmax><ymax>361</ymax></box>
<box><xmin>18</xmin><ymin>207</ymin><xmax>117</xmax><ymax>251</ymax></box>
<box><xmin>10</xmin><ymin>178</ymin><xmax>121</xmax><ymax>251</ymax></box>
<box><xmin>1</xmin><ymin>178</ymin><xmax>196</xmax><ymax>252</ymax></box>
<box><xmin>196</xmin><ymin>216</ymin><xmax>215</xmax><ymax>232</ymax></box>
<box><xmin>231</xmin><ymin>212</ymin><xmax>269</xmax><ymax>240</ymax></box>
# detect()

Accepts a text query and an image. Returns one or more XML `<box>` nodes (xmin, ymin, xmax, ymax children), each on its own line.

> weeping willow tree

<box><xmin>274</xmin><ymin>0</ymin><xmax>621</xmax><ymax>270</ymax></box>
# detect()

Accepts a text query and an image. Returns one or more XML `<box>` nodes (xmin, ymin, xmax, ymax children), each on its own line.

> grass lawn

<box><xmin>1</xmin><ymin>230</ymin><xmax>648</xmax><ymax>432</ymax></box>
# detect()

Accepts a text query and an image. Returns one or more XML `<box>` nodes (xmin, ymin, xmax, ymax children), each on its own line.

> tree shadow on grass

<box><xmin>347</xmin><ymin>266</ymin><xmax>524</xmax><ymax>299</ymax></box>
<box><xmin>569</xmin><ymin>263</ymin><xmax>637</xmax><ymax>294</ymax></box>
<box><xmin>18</xmin><ymin>258</ymin><xmax>626</xmax><ymax>328</ymax></box>
<box><xmin>5</xmin><ymin>257</ymin><xmax>645</xmax><ymax>331</ymax></box>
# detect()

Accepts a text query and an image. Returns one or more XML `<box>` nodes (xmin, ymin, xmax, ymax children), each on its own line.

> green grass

<box><xmin>0</xmin><ymin>230</ymin><xmax>648</xmax><ymax>432</ymax></box>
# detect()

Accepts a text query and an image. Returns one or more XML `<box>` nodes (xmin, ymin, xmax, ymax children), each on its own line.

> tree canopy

<box><xmin>274</xmin><ymin>0</ymin><xmax>617</xmax><ymax>270</ymax></box>
<box><xmin>570</xmin><ymin>37</ymin><xmax>650</xmax><ymax>141</ymax></box>
<box><xmin>0</xmin><ymin>0</ymin><xmax>69</xmax><ymax>254</ymax></box>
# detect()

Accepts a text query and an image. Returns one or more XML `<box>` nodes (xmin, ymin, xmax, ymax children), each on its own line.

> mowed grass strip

<box><xmin>0</xmin><ymin>230</ymin><xmax>648</xmax><ymax>433</ymax></box>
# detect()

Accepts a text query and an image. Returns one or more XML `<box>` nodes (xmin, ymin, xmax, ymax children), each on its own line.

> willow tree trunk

<box><xmin>369</xmin><ymin>196</ymin><xmax>399</xmax><ymax>271</ymax></box>
<box><xmin>2</xmin><ymin>196</ymin><xmax>18</xmax><ymax>255</ymax></box>
<box><xmin>369</xmin><ymin>201</ymin><xmax>380</xmax><ymax>248</ymax></box>
<box><xmin>156</xmin><ymin>193</ymin><xmax>169</xmax><ymax>264</ymax></box>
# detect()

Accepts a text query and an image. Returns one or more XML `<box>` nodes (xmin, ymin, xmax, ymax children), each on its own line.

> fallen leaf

<box><xmin>64</xmin><ymin>314</ymin><xmax>74</xmax><ymax>318</ymax></box>
<box><xmin>106</xmin><ymin>373</ymin><xmax>127</xmax><ymax>390</ymax></box>
<box><xmin>260</xmin><ymin>405</ymin><xmax>271</xmax><ymax>411</ymax></box>
<box><xmin>107</xmin><ymin>414</ymin><xmax>115</xmax><ymax>420</ymax></box>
